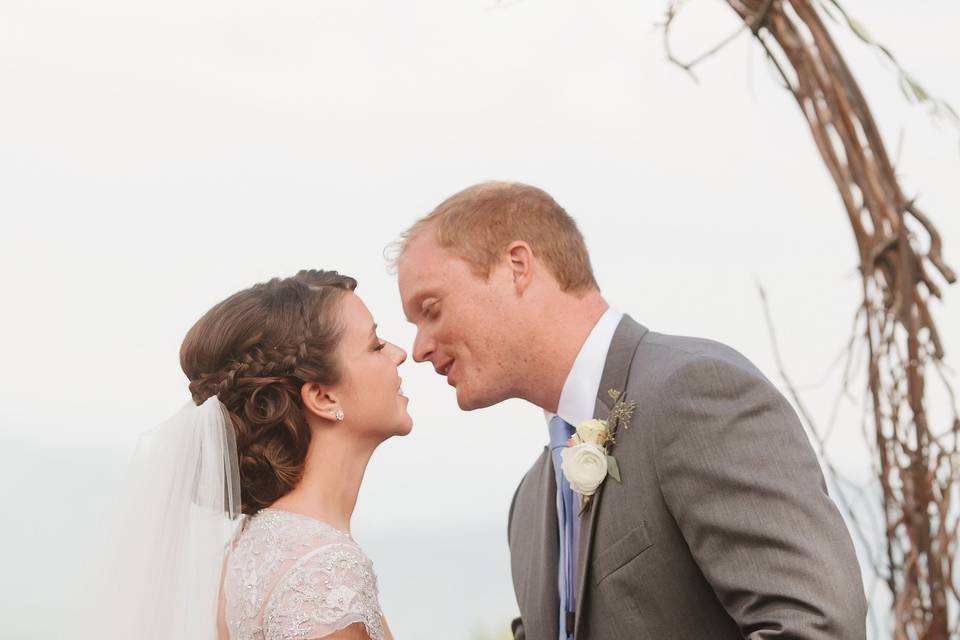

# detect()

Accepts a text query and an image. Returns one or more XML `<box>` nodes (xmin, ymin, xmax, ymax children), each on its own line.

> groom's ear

<box><xmin>505</xmin><ymin>241</ymin><xmax>534</xmax><ymax>294</ymax></box>
<box><xmin>300</xmin><ymin>382</ymin><xmax>341</xmax><ymax>425</ymax></box>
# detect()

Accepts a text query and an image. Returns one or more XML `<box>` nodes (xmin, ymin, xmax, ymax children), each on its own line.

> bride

<box><xmin>109</xmin><ymin>269</ymin><xmax>408</xmax><ymax>640</ymax></box>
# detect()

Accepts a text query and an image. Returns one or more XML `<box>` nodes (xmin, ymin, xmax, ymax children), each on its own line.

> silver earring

<box><xmin>332</xmin><ymin>409</ymin><xmax>344</xmax><ymax>421</ymax></box>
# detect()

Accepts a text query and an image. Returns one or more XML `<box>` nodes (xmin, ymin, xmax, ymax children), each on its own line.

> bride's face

<box><xmin>330</xmin><ymin>292</ymin><xmax>412</xmax><ymax>439</ymax></box>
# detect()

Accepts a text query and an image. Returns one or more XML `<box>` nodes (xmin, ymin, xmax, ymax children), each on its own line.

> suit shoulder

<box><xmin>633</xmin><ymin>331</ymin><xmax>767</xmax><ymax>386</ymax></box>
<box><xmin>510</xmin><ymin>449</ymin><xmax>550</xmax><ymax>507</ymax></box>
<box><xmin>508</xmin><ymin>448</ymin><xmax>550</xmax><ymax>536</ymax></box>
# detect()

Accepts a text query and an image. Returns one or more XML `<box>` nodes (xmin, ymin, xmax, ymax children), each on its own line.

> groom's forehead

<box><xmin>397</xmin><ymin>262</ymin><xmax>430</xmax><ymax>313</ymax></box>
<box><xmin>402</xmin><ymin>232</ymin><xmax>447</xmax><ymax>264</ymax></box>
<box><xmin>398</xmin><ymin>238</ymin><xmax>450</xmax><ymax>285</ymax></box>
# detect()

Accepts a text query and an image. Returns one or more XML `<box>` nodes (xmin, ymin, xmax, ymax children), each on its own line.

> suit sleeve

<box><xmin>652</xmin><ymin>356</ymin><xmax>867</xmax><ymax>639</ymax></box>
<box><xmin>508</xmin><ymin>482</ymin><xmax>525</xmax><ymax>639</ymax></box>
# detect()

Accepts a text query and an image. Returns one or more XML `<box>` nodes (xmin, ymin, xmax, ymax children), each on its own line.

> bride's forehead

<box><xmin>336</xmin><ymin>291</ymin><xmax>366</xmax><ymax>313</ymax></box>
<box><xmin>335</xmin><ymin>294</ymin><xmax>374</xmax><ymax>330</ymax></box>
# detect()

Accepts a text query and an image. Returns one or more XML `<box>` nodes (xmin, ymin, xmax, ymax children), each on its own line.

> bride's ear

<box><xmin>300</xmin><ymin>382</ymin><xmax>342</xmax><ymax>425</ymax></box>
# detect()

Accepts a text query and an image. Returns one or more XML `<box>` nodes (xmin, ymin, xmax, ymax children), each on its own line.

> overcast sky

<box><xmin>1</xmin><ymin>1</ymin><xmax>957</xmax><ymax>637</ymax></box>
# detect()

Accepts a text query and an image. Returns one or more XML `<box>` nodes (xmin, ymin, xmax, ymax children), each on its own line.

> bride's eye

<box><xmin>373</xmin><ymin>341</ymin><xmax>386</xmax><ymax>352</ymax></box>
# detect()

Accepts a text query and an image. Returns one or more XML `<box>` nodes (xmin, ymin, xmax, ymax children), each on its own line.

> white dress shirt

<box><xmin>544</xmin><ymin>306</ymin><xmax>621</xmax><ymax>637</ymax></box>
<box><xmin>545</xmin><ymin>306</ymin><xmax>623</xmax><ymax>428</ymax></box>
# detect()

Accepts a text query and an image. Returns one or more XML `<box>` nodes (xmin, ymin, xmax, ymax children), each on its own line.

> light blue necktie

<box><xmin>549</xmin><ymin>416</ymin><xmax>577</xmax><ymax>640</ymax></box>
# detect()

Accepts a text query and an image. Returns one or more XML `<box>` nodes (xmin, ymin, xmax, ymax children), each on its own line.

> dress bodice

<box><xmin>223</xmin><ymin>508</ymin><xmax>384</xmax><ymax>640</ymax></box>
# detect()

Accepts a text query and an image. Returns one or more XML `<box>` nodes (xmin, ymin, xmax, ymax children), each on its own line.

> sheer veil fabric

<box><xmin>96</xmin><ymin>397</ymin><xmax>242</xmax><ymax>640</ymax></box>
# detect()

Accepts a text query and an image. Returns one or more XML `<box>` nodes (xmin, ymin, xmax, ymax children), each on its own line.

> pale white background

<box><xmin>1</xmin><ymin>1</ymin><xmax>957</xmax><ymax>638</ymax></box>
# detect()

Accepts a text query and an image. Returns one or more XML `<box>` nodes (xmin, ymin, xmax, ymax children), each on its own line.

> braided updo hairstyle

<box><xmin>180</xmin><ymin>270</ymin><xmax>358</xmax><ymax>516</ymax></box>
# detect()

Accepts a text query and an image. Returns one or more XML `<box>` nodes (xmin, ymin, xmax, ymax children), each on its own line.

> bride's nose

<box><xmin>389</xmin><ymin>342</ymin><xmax>407</xmax><ymax>366</ymax></box>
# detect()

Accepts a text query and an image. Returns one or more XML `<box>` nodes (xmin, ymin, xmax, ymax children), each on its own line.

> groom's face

<box><xmin>398</xmin><ymin>232</ymin><xmax>519</xmax><ymax>410</ymax></box>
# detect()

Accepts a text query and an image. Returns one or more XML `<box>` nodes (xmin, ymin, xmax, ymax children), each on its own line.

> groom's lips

<box><xmin>437</xmin><ymin>358</ymin><xmax>456</xmax><ymax>384</ymax></box>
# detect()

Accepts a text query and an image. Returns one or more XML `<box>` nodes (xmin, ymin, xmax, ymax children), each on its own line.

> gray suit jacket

<box><xmin>508</xmin><ymin>316</ymin><xmax>867</xmax><ymax>639</ymax></box>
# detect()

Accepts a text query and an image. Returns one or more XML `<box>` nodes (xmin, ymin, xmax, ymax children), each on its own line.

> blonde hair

<box><xmin>394</xmin><ymin>182</ymin><xmax>598</xmax><ymax>293</ymax></box>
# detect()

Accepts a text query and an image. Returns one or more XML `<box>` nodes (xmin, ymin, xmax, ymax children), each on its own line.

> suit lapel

<box><xmin>536</xmin><ymin>447</ymin><xmax>562</xmax><ymax>640</ymax></box>
<box><xmin>515</xmin><ymin>447</ymin><xmax>562</xmax><ymax>640</ymax></box>
<box><xmin>573</xmin><ymin>315</ymin><xmax>649</xmax><ymax>636</ymax></box>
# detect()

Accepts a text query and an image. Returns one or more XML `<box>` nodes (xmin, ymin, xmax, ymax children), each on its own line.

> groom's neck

<box><xmin>516</xmin><ymin>289</ymin><xmax>608</xmax><ymax>413</ymax></box>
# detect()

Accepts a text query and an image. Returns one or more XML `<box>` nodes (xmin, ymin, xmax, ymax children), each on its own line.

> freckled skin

<box><xmin>398</xmin><ymin>234</ymin><xmax>527</xmax><ymax>411</ymax></box>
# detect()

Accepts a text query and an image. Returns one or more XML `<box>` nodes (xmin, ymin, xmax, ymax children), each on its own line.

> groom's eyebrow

<box><xmin>402</xmin><ymin>292</ymin><xmax>426</xmax><ymax>321</ymax></box>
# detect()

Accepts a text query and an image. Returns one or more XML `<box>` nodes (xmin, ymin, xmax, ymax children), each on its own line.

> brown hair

<box><xmin>180</xmin><ymin>269</ymin><xmax>357</xmax><ymax>516</ymax></box>
<box><xmin>394</xmin><ymin>181</ymin><xmax>598</xmax><ymax>293</ymax></box>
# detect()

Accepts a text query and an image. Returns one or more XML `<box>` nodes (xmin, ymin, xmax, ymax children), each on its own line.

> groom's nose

<box><xmin>412</xmin><ymin>330</ymin><xmax>434</xmax><ymax>364</ymax></box>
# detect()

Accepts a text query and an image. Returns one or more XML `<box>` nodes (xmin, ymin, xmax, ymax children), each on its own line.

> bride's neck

<box><xmin>268</xmin><ymin>433</ymin><xmax>377</xmax><ymax>534</ymax></box>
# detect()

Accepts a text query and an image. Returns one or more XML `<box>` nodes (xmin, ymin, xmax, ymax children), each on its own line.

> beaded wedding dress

<box><xmin>223</xmin><ymin>508</ymin><xmax>386</xmax><ymax>640</ymax></box>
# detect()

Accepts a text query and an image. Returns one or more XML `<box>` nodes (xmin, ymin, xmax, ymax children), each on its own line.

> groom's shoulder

<box><xmin>631</xmin><ymin>328</ymin><xmax>765</xmax><ymax>387</ymax></box>
<box><xmin>508</xmin><ymin>447</ymin><xmax>550</xmax><ymax>531</ymax></box>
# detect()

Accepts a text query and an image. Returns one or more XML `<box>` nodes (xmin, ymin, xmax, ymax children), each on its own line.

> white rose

<box><xmin>560</xmin><ymin>443</ymin><xmax>609</xmax><ymax>496</ymax></box>
<box><xmin>575</xmin><ymin>419</ymin><xmax>608</xmax><ymax>446</ymax></box>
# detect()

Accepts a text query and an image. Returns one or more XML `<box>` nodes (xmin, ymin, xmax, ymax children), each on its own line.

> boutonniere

<box><xmin>559</xmin><ymin>388</ymin><xmax>636</xmax><ymax>514</ymax></box>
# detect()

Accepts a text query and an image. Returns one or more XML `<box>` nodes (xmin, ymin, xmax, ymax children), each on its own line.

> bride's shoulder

<box><xmin>226</xmin><ymin>509</ymin><xmax>384</xmax><ymax>640</ymax></box>
<box><xmin>236</xmin><ymin>507</ymin><xmax>357</xmax><ymax>551</ymax></box>
<box><xmin>229</xmin><ymin>508</ymin><xmax>375</xmax><ymax>593</ymax></box>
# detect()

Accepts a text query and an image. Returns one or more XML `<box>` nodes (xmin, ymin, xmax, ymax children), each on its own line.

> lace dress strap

<box><xmin>262</xmin><ymin>542</ymin><xmax>385</xmax><ymax>640</ymax></box>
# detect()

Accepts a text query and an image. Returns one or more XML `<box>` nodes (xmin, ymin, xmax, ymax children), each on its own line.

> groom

<box><xmin>395</xmin><ymin>182</ymin><xmax>867</xmax><ymax>639</ymax></box>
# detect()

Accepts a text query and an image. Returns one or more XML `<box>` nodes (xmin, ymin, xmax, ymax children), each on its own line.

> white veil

<box><xmin>96</xmin><ymin>397</ymin><xmax>243</xmax><ymax>640</ymax></box>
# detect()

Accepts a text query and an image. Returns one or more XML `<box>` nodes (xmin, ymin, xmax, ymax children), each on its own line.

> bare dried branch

<box><xmin>663</xmin><ymin>1</ymin><xmax>958</xmax><ymax>636</ymax></box>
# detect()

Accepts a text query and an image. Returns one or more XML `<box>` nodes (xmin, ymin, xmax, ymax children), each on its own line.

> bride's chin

<box><xmin>392</xmin><ymin>415</ymin><xmax>414</xmax><ymax>437</ymax></box>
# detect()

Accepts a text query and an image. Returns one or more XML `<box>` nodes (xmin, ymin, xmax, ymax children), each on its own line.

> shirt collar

<box><xmin>545</xmin><ymin>307</ymin><xmax>623</xmax><ymax>428</ymax></box>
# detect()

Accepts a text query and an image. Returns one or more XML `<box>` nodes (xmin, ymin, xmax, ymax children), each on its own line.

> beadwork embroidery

<box><xmin>224</xmin><ymin>509</ymin><xmax>384</xmax><ymax>640</ymax></box>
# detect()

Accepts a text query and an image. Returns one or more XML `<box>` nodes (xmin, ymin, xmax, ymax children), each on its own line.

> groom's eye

<box><xmin>373</xmin><ymin>341</ymin><xmax>386</xmax><ymax>352</ymax></box>
<box><xmin>420</xmin><ymin>298</ymin><xmax>439</xmax><ymax>317</ymax></box>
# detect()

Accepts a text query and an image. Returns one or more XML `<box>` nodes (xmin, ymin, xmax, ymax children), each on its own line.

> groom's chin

<box><xmin>454</xmin><ymin>387</ymin><xmax>498</xmax><ymax>412</ymax></box>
